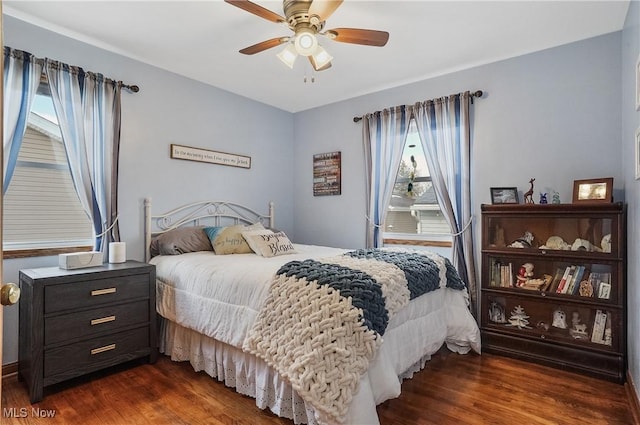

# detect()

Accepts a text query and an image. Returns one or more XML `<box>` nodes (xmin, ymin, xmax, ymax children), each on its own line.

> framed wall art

<box><xmin>636</xmin><ymin>127</ymin><xmax>640</xmax><ymax>180</ymax></box>
<box><xmin>636</xmin><ymin>54</ymin><xmax>640</xmax><ymax>111</ymax></box>
<box><xmin>572</xmin><ymin>177</ymin><xmax>613</xmax><ymax>203</ymax></box>
<box><xmin>490</xmin><ymin>187</ymin><xmax>519</xmax><ymax>204</ymax></box>
<box><xmin>313</xmin><ymin>151</ymin><xmax>341</xmax><ymax>196</ymax></box>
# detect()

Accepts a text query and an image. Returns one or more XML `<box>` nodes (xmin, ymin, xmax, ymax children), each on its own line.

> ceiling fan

<box><xmin>224</xmin><ymin>0</ymin><xmax>389</xmax><ymax>71</ymax></box>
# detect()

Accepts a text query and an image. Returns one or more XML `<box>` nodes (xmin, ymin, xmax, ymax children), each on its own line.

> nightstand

<box><xmin>18</xmin><ymin>260</ymin><xmax>157</xmax><ymax>403</ymax></box>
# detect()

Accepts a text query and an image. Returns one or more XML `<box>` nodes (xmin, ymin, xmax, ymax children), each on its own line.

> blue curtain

<box><xmin>362</xmin><ymin>106</ymin><xmax>411</xmax><ymax>248</ymax></box>
<box><xmin>3</xmin><ymin>47</ymin><xmax>44</xmax><ymax>194</ymax></box>
<box><xmin>414</xmin><ymin>92</ymin><xmax>477</xmax><ymax>314</ymax></box>
<box><xmin>45</xmin><ymin>60</ymin><xmax>122</xmax><ymax>251</ymax></box>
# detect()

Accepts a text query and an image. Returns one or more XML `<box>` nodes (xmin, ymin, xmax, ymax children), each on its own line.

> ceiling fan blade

<box><xmin>224</xmin><ymin>0</ymin><xmax>285</xmax><ymax>24</ymax></box>
<box><xmin>325</xmin><ymin>28</ymin><xmax>389</xmax><ymax>47</ymax></box>
<box><xmin>308</xmin><ymin>56</ymin><xmax>332</xmax><ymax>71</ymax></box>
<box><xmin>308</xmin><ymin>0</ymin><xmax>344</xmax><ymax>21</ymax></box>
<box><xmin>239</xmin><ymin>37</ymin><xmax>289</xmax><ymax>55</ymax></box>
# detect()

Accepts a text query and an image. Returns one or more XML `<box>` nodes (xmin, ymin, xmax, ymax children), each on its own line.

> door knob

<box><xmin>1</xmin><ymin>283</ymin><xmax>20</xmax><ymax>306</ymax></box>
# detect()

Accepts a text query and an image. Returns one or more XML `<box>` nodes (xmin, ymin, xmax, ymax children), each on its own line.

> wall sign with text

<box><xmin>170</xmin><ymin>144</ymin><xmax>251</xmax><ymax>169</ymax></box>
<box><xmin>313</xmin><ymin>151</ymin><xmax>341</xmax><ymax>196</ymax></box>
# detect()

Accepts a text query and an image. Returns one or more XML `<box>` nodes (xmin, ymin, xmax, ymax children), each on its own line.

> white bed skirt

<box><xmin>159</xmin><ymin>287</ymin><xmax>480</xmax><ymax>425</ymax></box>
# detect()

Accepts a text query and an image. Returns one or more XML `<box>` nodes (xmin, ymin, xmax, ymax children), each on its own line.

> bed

<box><xmin>144</xmin><ymin>199</ymin><xmax>481</xmax><ymax>425</ymax></box>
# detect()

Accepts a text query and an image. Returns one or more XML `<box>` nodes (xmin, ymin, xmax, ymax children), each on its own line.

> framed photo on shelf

<box><xmin>490</xmin><ymin>187</ymin><xmax>519</xmax><ymax>204</ymax></box>
<box><xmin>572</xmin><ymin>177</ymin><xmax>613</xmax><ymax>203</ymax></box>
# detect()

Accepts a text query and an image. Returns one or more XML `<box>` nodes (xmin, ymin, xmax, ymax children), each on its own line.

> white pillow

<box><xmin>241</xmin><ymin>230</ymin><xmax>296</xmax><ymax>257</ymax></box>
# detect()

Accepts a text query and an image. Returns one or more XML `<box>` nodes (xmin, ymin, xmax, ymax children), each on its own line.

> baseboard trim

<box><xmin>2</xmin><ymin>362</ymin><xmax>18</xmax><ymax>378</ymax></box>
<box><xmin>626</xmin><ymin>370</ymin><xmax>640</xmax><ymax>424</ymax></box>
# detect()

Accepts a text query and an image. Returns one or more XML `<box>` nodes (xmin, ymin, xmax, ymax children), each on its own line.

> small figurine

<box><xmin>536</xmin><ymin>321</ymin><xmax>550</xmax><ymax>331</ymax></box>
<box><xmin>552</xmin><ymin>191</ymin><xmax>561</xmax><ymax>204</ymax></box>
<box><xmin>552</xmin><ymin>309</ymin><xmax>567</xmax><ymax>329</ymax></box>
<box><xmin>488</xmin><ymin>301</ymin><xmax>507</xmax><ymax>323</ymax></box>
<box><xmin>516</xmin><ymin>262</ymin><xmax>534</xmax><ymax>287</ymax></box>
<box><xmin>579</xmin><ymin>280</ymin><xmax>594</xmax><ymax>297</ymax></box>
<box><xmin>571</xmin><ymin>238</ymin><xmax>602</xmax><ymax>252</ymax></box>
<box><xmin>506</xmin><ymin>305</ymin><xmax>532</xmax><ymax>329</ymax></box>
<box><xmin>601</xmin><ymin>234</ymin><xmax>612</xmax><ymax>253</ymax></box>
<box><xmin>569</xmin><ymin>311</ymin><xmax>588</xmax><ymax>339</ymax></box>
<box><xmin>539</xmin><ymin>235</ymin><xmax>570</xmax><ymax>250</ymax></box>
<box><xmin>539</xmin><ymin>192</ymin><xmax>548</xmax><ymax>204</ymax></box>
<box><xmin>508</xmin><ymin>231</ymin><xmax>534</xmax><ymax>248</ymax></box>
<box><xmin>523</xmin><ymin>178</ymin><xmax>535</xmax><ymax>204</ymax></box>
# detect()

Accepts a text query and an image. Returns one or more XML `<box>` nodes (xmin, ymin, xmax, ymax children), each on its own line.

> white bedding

<box><xmin>151</xmin><ymin>244</ymin><xmax>481</xmax><ymax>424</ymax></box>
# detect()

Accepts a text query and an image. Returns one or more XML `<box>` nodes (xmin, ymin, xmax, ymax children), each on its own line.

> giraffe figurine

<box><xmin>523</xmin><ymin>178</ymin><xmax>535</xmax><ymax>204</ymax></box>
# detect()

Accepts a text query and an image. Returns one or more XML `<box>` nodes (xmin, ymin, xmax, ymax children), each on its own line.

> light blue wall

<box><xmin>1</xmin><ymin>15</ymin><xmax>295</xmax><ymax>364</ymax></box>
<box><xmin>621</xmin><ymin>0</ymin><xmax>640</xmax><ymax>396</ymax></box>
<box><xmin>294</xmin><ymin>32</ymin><xmax>623</xmax><ymax>249</ymax></box>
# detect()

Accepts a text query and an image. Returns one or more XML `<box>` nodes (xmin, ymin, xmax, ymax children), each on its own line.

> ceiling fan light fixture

<box><xmin>310</xmin><ymin>46</ymin><xmax>333</xmax><ymax>69</ymax></box>
<box><xmin>277</xmin><ymin>43</ymin><xmax>298</xmax><ymax>68</ymax></box>
<box><xmin>294</xmin><ymin>29</ymin><xmax>318</xmax><ymax>56</ymax></box>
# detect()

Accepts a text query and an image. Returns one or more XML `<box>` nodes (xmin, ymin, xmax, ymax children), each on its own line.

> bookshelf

<box><xmin>480</xmin><ymin>203</ymin><xmax>626</xmax><ymax>383</ymax></box>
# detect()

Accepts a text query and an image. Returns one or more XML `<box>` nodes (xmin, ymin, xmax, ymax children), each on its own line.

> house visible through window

<box><xmin>383</xmin><ymin>120</ymin><xmax>451</xmax><ymax>244</ymax></box>
<box><xmin>2</xmin><ymin>84</ymin><xmax>94</xmax><ymax>256</ymax></box>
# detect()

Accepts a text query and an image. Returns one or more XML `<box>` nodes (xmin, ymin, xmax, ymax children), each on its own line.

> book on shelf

<box><xmin>568</xmin><ymin>266</ymin><xmax>586</xmax><ymax>295</ymax></box>
<box><xmin>588</xmin><ymin>272</ymin><xmax>612</xmax><ymax>299</ymax></box>
<box><xmin>490</xmin><ymin>259</ymin><xmax>513</xmax><ymax>287</ymax></box>
<box><xmin>604</xmin><ymin>312</ymin><xmax>612</xmax><ymax>346</ymax></box>
<box><xmin>549</xmin><ymin>267</ymin><xmax>566</xmax><ymax>293</ymax></box>
<box><xmin>556</xmin><ymin>266</ymin><xmax>574</xmax><ymax>294</ymax></box>
<box><xmin>591</xmin><ymin>310</ymin><xmax>608</xmax><ymax>344</ymax></box>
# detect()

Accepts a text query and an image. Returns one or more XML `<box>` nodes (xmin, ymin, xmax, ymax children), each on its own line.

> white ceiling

<box><xmin>3</xmin><ymin>1</ymin><xmax>631</xmax><ymax>113</ymax></box>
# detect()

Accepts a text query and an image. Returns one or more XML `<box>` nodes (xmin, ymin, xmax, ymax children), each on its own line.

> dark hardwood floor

<box><xmin>2</xmin><ymin>349</ymin><xmax>636</xmax><ymax>425</ymax></box>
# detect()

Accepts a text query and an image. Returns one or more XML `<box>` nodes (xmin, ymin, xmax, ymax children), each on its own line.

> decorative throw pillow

<box><xmin>242</xmin><ymin>230</ymin><xmax>296</xmax><ymax>257</ymax></box>
<box><xmin>212</xmin><ymin>223</ymin><xmax>265</xmax><ymax>255</ymax></box>
<box><xmin>241</xmin><ymin>229</ymin><xmax>274</xmax><ymax>254</ymax></box>
<box><xmin>203</xmin><ymin>226</ymin><xmax>225</xmax><ymax>245</ymax></box>
<box><xmin>149</xmin><ymin>226</ymin><xmax>213</xmax><ymax>257</ymax></box>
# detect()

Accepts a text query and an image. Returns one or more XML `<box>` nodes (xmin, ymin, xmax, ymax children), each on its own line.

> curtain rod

<box><xmin>352</xmin><ymin>90</ymin><xmax>483</xmax><ymax>123</ymax></box>
<box><xmin>39</xmin><ymin>73</ymin><xmax>139</xmax><ymax>93</ymax></box>
<box><xmin>118</xmin><ymin>83</ymin><xmax>140</xmax><ymax>93</ymax></box>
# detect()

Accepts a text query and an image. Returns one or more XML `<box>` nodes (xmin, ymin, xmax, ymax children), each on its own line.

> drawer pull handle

<box><xmin>91</xmin><ymin>344</ymin><xmax>116</xmax><ymax>355</ymax></box>
<box><xmin>91</xmin><ymin>288</ymin><xmax>116</xmax><ymax>296</ymax></box>
<box><xmin>91</xmin><ymin>315</ymin><xmax>116</xmax><ymax>326</ymax></box>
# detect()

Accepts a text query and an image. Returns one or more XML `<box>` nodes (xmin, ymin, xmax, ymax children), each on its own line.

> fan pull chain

<box><xmin>303</xmin><ymin>68</ymin><xmax>316</xmax><ymax>83</ymax></box>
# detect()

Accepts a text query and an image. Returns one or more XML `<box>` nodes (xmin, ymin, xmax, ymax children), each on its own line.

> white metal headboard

<box><xmin>144</xmin><ymin>198</ymin><xmax>275</xmax><ymax>261</ymax></box>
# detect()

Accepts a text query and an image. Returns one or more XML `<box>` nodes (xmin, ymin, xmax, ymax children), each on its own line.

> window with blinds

<box><xmin>3</xmin><ymin>96</ymin><xmax>94</xmax><ymax>254</ymax></box>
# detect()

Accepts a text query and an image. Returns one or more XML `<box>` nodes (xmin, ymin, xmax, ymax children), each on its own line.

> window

<box><xmin>3</xmin><ymin>85</ymin><xmax>94</xmax><ymax>257</ymax></box>
<box><xmin>383</xmin><ymin>120</ymin><xmax>451</xmax><ymax>245</ymax></box>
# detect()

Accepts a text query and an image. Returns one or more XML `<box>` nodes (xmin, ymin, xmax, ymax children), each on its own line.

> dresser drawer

<box><xmin>44</xmin><ymin>300</ymin><xmax>150</xmax><ymax>346</ymax></box>
<box><xmin>44</xmin><ymin>274</ymin><xmax>150</xmax><ymax>313</ymax></box>
<box><xmin>44</xmin><ymin>326</ymin><xmax>150</xmax><ymax>379</ymax></box>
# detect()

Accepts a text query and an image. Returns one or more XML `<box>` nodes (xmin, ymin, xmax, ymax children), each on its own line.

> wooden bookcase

<box><xmin>480</xmin><ymin>202</ymin><xmax>626</xmax><ymax>383</ymax></box>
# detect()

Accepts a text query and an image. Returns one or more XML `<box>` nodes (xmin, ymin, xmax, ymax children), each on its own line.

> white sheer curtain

<box><xmin>45</xmin><ymin>60</ymin><xmax>122</xmax><ymax>251</ymax></box>
<box><xmin>3</xmin><ymin>47</ymin><xmax>44</xmax><ymax>194</ymax></box>
<box><xmin>414</xmin><ymin>92</ymin><xmax>477</xmax><ymax>314</ymax></box>
<box><xmin>362</xmin><ymin>106</ymin><xmax>411</xmax><ymax>248</ymax></box>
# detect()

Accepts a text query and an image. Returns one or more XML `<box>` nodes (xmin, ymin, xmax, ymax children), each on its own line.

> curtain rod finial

<box><xmin>129</xmin><ymin>85</ymin><xmax>140</xmax><ymax>93</ymax></box>
<box><xmin>353</xmin><ymin>116</ymin><xmax>362</xmax><ymax>123</ymax></box>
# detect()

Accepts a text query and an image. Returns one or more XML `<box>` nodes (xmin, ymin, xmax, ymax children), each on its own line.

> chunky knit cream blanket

<box><xmin>243</xmin><ymin>249</ymin><xmax>464</xmax><ymax>424</ymax></box>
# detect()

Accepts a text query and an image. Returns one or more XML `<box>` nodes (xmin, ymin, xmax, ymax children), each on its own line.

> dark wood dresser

<box><xmin>18</xmin><ymin>261</ymin><xmax>157</xmax><ymax>403</ymax></box>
